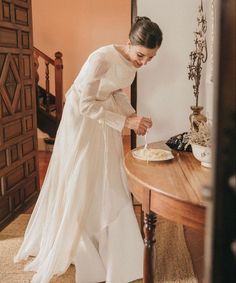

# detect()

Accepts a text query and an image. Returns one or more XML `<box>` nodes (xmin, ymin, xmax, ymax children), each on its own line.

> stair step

<box><xmin>44</xmin><ymin>137</ymin><xmax>55</xmax><ymax>152</ymax></box>
<box><xmin>44</xmin><ymin>138</ymin><xmax>55</xmax><ymax>145</ymax></box>
<box><xmin>39</xmin><ymin>103</ymin><xmax>56</xmax><ymax>112</ymax></box>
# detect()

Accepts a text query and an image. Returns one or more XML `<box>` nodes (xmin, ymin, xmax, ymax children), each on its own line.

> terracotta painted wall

<box><xmin>32</xmin><ymin>0</ymin><xmax>131</xmax><ymax>93</ymax></box>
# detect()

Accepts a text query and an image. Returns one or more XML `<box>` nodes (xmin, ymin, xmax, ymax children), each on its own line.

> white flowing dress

<box><xmin>14</xmin><ymin>45</ymin><xmax>144</xmax><ymax>283</ymax></box>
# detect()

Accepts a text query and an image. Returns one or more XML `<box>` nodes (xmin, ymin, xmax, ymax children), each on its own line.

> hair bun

<box><xmin>135</xmin><ymin>16</ymin><xmax>151</xmax><ymax>23</ymax></box>
<box><xmin>129</xmin><ymin>16</ymin><xmax>163</xmax><ymax>48</ymax></box>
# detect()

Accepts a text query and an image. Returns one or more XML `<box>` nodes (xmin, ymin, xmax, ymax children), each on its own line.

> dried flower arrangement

<box><xmin>188</xmin><ymin>0</ymin><xmax>208</xmax><ymax>107</ymax></box>
<box><xmin>184</xmin><ymin>121</ymin><xmax>212</xmax><ymax>148</ymax></box>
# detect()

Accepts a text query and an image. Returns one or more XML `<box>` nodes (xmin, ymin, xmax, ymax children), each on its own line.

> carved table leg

<box><xmin>143</xmin><ymin>212</ymin><xmax>157</xmax><ymax>283</ymax></box>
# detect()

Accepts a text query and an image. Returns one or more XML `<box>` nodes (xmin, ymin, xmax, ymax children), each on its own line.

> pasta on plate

<box><xmin>132</xmin><ymin>148</ymin><xmax>174</xmax><ymax>161</ymax></box>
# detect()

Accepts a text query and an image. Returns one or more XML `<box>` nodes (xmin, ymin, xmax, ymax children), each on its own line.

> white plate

<box><xmin>132</xmin><ymin>148</ymin><xmax>174</xmax><ymax>162</ymax></box>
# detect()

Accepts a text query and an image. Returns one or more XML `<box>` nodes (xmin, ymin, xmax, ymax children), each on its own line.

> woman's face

<box><xmin>128</xmin><ymin>43</ymin><xmax>159</xmax><ymax>68</ymax></box>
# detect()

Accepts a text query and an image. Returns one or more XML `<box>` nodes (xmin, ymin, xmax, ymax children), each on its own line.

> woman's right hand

<box><xmin>125</xmin><ymin>115</ymin><xmax>152</xmax><ymax>136</ymax></box>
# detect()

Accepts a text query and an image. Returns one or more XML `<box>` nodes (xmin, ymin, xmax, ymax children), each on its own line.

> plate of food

<box><xmin>132</xmin><ymin>147</ymin><xmax>174</xmax><ymax>162</ymax></box>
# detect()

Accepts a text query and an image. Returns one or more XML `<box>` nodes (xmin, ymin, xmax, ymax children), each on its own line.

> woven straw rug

<box><xmin>0</xmin><ymin>214</ymin><xmax>197</xmax><ymax>283</ymax></box>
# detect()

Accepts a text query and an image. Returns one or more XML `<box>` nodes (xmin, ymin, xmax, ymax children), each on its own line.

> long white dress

<box><xmin>14</xmin><ymin>45</ymin><xmax>144</xmax><ymax>283</ymax></box>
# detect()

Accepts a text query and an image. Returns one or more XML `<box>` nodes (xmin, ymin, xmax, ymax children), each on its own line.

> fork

<box><xmin>144</xmin><ymin>131</ymin><xmax>148</xmax><ymax>150</ymax></box>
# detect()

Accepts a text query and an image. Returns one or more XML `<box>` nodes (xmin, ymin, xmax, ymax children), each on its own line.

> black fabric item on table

<box><xmin>166</xmin><ymin>132</ymin><xmax>192</xmax><ymax>152</ymax></box>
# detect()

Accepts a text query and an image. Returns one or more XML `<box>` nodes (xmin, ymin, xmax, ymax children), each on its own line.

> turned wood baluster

<box><xmin>45</xmin><ymin>61</ymin><xmax>50</xmax><ymax>112</ymax></box>
<box><xmin>143</xmin><ymin>212</ymin><xmax>157</xmax><ymax>283</ymax></box>
<box><xmin>54</xmin><ymin>51</ymin><xmax>63</xmax><ymax>121</ymax></box>
<box><xmin>33</xmin><ymin>53</ymin><xmax>39</xmax><ymax>85</ymax></box>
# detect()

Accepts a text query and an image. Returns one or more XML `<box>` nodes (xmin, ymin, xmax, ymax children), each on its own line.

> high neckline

<box><xmin>112</xmin><ymin>44</ymin><xmax>137</xmax><ymax>70</ymax></box>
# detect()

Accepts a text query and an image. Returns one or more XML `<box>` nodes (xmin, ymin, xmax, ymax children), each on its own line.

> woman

<box><xmin>15</xmin><ymin>17</ymin><xmax>163</xmax><ymax>283</ymax></box>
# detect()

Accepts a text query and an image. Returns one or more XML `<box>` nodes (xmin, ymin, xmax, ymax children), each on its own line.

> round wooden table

<box><xmin>124</xmin><ymin>141</ymin><xmax>210</xmax><ymax>283</ymax></box>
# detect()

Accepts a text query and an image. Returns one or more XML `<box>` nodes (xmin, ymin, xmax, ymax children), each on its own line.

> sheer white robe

<box><xmin>14</xmin><ymin>45</ymin><xmax>144</xmax><ymax>283</ymax></box>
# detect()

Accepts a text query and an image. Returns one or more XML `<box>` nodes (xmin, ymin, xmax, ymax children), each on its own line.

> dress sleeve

<box><xmin>113</xmin><ymin>89</ymin><xmax>136</xmax><ymax>117</ymax></box>
<box><xmin>78</xmin><ymin>53</ymin><xmax>126</xmax><ymax>132</ymax></box>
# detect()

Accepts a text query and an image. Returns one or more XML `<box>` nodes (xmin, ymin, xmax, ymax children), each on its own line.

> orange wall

<box><xmin>32</xmin><ymin>0</ymin><xmax>131</xmax><ymax>93</ymax></box>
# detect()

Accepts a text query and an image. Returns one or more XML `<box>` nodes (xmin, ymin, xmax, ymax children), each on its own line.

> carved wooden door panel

<box><xmin>0</xmin><ymin>0</ymin><xmax>39</xmax><ymax>229</ymax></box>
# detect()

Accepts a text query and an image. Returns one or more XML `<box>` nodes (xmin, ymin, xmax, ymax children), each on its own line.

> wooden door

<box><xmin>0</xmin><ymin>0</ymin><xmax>39</xmax><ymax>230</ymax></box>
<box><xmin>204</xmin><ymin>0</ymin><xmax>236</xmax><ymax>282</ymax></box>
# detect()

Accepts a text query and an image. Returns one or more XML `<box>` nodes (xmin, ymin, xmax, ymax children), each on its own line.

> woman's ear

<box><xmin>127</xmin><ymin>39</ymin><xmax>131</xmax><ymax>46</ymax></box>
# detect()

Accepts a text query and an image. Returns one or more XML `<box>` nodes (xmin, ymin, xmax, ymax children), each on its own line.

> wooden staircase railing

<box><xmin>33</xmin><ymin>47</ymin><xmax>63</xmax><ymax>122</ymax></box>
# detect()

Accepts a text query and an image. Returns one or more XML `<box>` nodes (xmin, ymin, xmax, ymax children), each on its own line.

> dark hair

<box><xmin>129</xmin><ymin>16</ymin><xmax>163</xmax><ymax>48</ymax></box>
